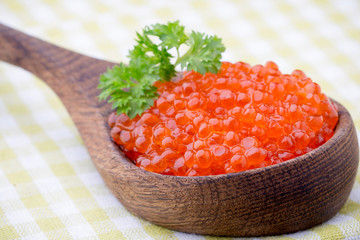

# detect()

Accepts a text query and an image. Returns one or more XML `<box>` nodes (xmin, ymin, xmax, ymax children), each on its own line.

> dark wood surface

<box><xmin>0</xmin><ymin>23</ymin><xmax>359</xmax><ymax>237</ymax></box>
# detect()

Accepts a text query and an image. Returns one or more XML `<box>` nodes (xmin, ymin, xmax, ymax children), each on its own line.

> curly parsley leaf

<box><xmin>176</xmin><ymin>31</ymin><xmax>225</xmax><ymax>74</ymax></box>
<box><xmin>98</xmin><ymin>20</ymin><xmax>225</xmax><ymax>118</ymax></box>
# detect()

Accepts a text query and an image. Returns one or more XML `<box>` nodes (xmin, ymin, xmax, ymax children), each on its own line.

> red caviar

<box><xmin>108</xmin><ymin>61</ymin><xmax>338</xmax><ymax>176</ymax></box>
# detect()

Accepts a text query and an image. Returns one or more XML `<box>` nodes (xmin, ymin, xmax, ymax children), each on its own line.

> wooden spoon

<box><xmin>0</xmin><ymin>23</ymin><xmax>359</xmax><ymax>237</ymax></box>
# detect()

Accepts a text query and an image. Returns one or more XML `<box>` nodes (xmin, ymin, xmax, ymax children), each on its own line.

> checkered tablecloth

<box><xmin>1</xmin><ymin>0</ymin><xmax>360</xmax><ymax>239</ymax></box>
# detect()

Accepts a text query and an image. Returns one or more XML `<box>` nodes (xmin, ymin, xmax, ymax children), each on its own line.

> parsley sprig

<box><xmin>98</xmin><ymin>21</ymin><xmax>225</xmax><ymax>118</ymax></box>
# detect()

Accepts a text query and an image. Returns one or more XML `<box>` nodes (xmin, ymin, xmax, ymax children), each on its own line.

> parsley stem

<box><xmin>174</xmin><ymin>47</ymin><xmax>192</xmax><ymax>67</ymax></box>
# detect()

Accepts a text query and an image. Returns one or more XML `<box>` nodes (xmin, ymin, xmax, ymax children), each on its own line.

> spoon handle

<box><xmin>0</xmin><ymin>23</ymin><xmax>120</xmax><ymax>167</ymax></box>
<box><xmin>0</xmin><ymin>23</ymin><xmax>115</xmax><ymax>112</ymax></box>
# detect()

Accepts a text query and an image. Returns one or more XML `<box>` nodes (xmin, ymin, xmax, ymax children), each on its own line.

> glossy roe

<box><xmin>108</xmin><ymin>61</ymin><xmax>338</xmax><ymax>176</ymax></box>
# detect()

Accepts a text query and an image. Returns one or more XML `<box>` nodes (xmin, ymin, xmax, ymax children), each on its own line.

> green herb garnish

<box><xmin>98</xmin><ymin>21</ymin><xmax>225</xmax><ymax>118</ymax></box>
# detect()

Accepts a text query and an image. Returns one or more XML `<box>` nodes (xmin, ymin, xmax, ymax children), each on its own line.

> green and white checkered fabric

<box><xmin>1</xmin><ymin>0</ymin><xmax>360</xmax><ymax>239</ymax></box>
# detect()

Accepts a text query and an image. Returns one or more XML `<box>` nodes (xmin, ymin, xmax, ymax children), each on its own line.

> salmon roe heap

<box><xmin>108</xmin><ymin>61</ymin><xmax>338</xmax><ymax>176</ymax></box>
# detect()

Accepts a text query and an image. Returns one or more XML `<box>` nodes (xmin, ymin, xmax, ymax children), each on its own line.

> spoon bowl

<box><xmin>0</xmin><ymin>23</ymin><xmax>358</xmax><ymax>237</ymax></box>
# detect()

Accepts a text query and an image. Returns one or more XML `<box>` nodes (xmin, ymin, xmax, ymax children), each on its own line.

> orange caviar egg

<box><xmin>109</xmin><ymin>61</ymin><xmax>338</xmax><ymax>176</ymax></box>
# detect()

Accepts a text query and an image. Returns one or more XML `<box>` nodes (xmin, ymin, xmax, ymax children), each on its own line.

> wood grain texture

<box><xmin>0</xmin><ymin>23</ymin><xmax>359</xmax><ymax>237</ymax></box>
